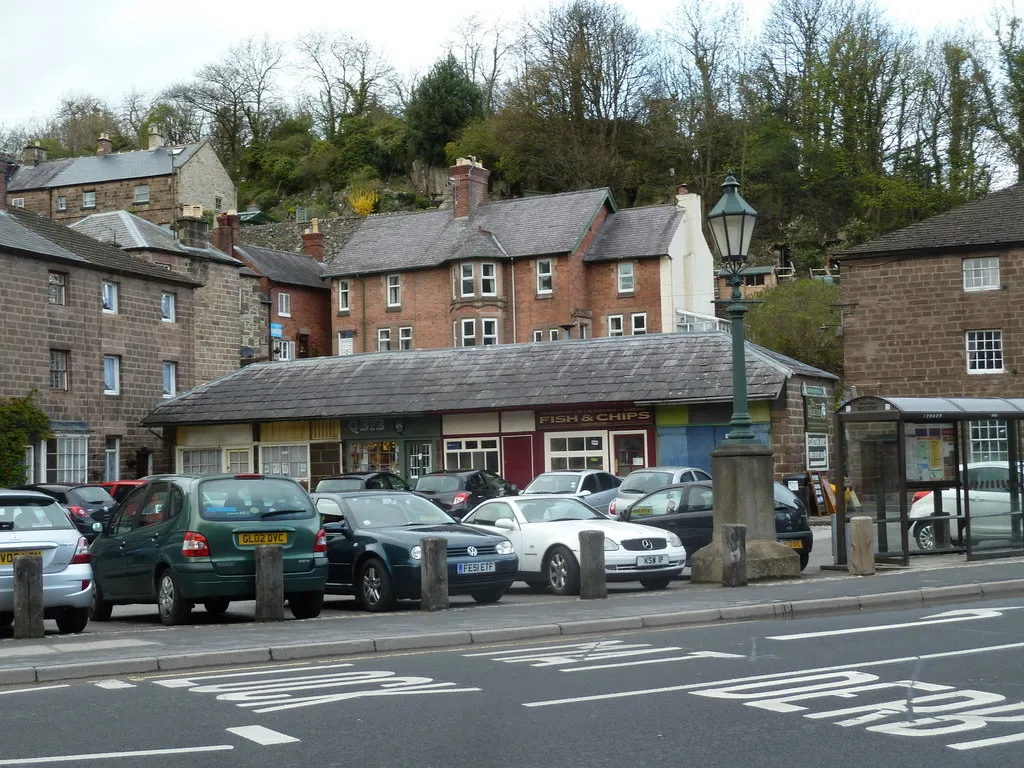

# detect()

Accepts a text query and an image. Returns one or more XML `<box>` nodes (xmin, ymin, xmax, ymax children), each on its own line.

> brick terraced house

<box><xmin>5</xmin><ymin>128</ymin><xmax>236</xmax><ymax>226</ymax></box>
<box><xmin>323</xmin><ymin>158</ymin><xmax>716</xmax><ymax>354</ymax></box>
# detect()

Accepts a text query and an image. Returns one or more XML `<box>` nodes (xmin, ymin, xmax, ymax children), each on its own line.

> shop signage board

<box><xmin>536</xmin><ymin>408</ymin><xmax>653</xmax><ymax>430</ymax></box>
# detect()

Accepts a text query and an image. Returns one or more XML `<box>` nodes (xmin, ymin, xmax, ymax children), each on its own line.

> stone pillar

<box><xmin>578</xmin><ymin>530</ymin><xmax>607</xmax><ymax>599</ymax></box>
<box><xmin>420</xmin><ymin>537</ymin><xmax>449</xmax><ymax>611</ymax></box>
<box><xmin>254</xmin><ymin>545</ymin><xmax>285</xmax><ymax>621</ymax></box>
<box><xmin>849</xmin><ymin>516</ymin><xmax>876</xmax><ymax>576</ymax></box>
<box><xmin>721</xmin><ymin>524</ymin><xmax>747</xmax><ymax>587</ymax></box>
<box><xmin>13</xmin><ymin>554</ymin><xmax>44</xmax><ymax>639</ymax></box>
<box><xmin>691</xmin><ymin>441</ymin><xmax>800</xmax><ymax>582</ymax></box>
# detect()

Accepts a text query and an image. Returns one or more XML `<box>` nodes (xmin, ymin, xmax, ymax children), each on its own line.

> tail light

<box><xmin>314</xmin><ymin>528</ymin><xmax>327</xmax><ymax>553</ymax></box>
<box><xmin>67</xmin><ymin>505</ymin><xmax>89</xmax><ymax>518</ymax></box>
<box><xmin>452</xmin><ymin>492</ymin><xmax>471</xmax><ymax>506</ymax></box>
<box><xmin>70</xmin><ymin>537</ymin><xmax>90</xmax><ymax>564</ymax></box>
<box><xmin>912</xmin><ymin>491</ymin><xmax>932</xmax><ymax>504</ymax></box>
<box><xmin>608</xmin><ymin>499</ymin><xmax>617</xmax><ymax>515</ymax></box>
<box><xmin>182</xmin><ymin>531</ymin><xmax>211</xmax><ymax>557</ymax></box>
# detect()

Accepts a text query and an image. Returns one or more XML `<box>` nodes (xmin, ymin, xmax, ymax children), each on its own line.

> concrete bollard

<box><xmin>13</xmin><ymin>554</ymin><xmax>44</xmax><ymax>639</ymax></box>
<box><xmin>421</xmin><ymin>536</ymin><xmax>449</xmax><ymax>611</ymax></box>
<box><xmin>849</xmin><ymin>516</ymin><xmax>876</xmax><ymax>576</ymax></box>
<box><xmin>578</xmin><ymin>530</ymin><xmax>607</xmax><ymax>599</ymax></box>
<box><xmin>254</xmin><ymin>545</ymin><xmax>285</xmax><ymax>621</ymax></box>
<box><xmin>721</xmin><ymin>524</ymin><xmax>747</xmax><ymax>587</ymax></box>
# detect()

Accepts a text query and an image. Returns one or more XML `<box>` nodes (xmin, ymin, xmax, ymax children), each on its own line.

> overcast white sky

<box><xmin>0</xmin><ymin>0</ymin><xmax>1001</xmax><ymax>128</ymax></box>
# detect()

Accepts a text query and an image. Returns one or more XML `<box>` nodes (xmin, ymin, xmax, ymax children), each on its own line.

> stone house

<box><xmin>5</xmin><ymin>129</ymin><xmax>236</xmax><ymax>226</ymax></box>
<box><xmin>715</xmin><ymin>265</ymin><xmax>784</xmax><ymax>302</ymax></box>
<box><xmin>322</xmin><ymin>158</ymin><xmax>716</xmax><ymax>355</ymax></box>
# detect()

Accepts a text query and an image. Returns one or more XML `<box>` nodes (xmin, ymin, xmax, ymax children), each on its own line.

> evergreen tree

<box><xmin>405</xmin><ymin>54</ymin><xmax>484</xmax><ymax>166</ymax></box>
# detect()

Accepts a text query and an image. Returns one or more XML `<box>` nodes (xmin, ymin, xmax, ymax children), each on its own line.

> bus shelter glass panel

<box><xmin>965</xmin><ymin>424</ymin><xmax>1024</xmax><ymax>559</ymax></box>
<box><xmin>844</xmin><ymin>421</ymin><xmax>905</xmax><ymax>561</ymax></box>
<box><xmin>905</xmin><ymin>422</ymin><xmax>962</xmax><ymax>554</ymax></box>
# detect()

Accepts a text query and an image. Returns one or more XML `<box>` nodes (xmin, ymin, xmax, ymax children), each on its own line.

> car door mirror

<box><xmin>494</xmin><ymin>518</ymin><xmax>516</xmax><ymax>531</ymax></box>
<box><xmin>323</xmin><ymin>520</ymin><xmax>351</xmax><ymax>538</ymax></box>
<box><xmin>92</xmin><ymin>521</ymin><xmax>104</xmax><ymax>534</ymax></box>
<box><xmin>579</xmin><ymin>489</ymin><xmax>592</xmax><ymax>497</ymax></box>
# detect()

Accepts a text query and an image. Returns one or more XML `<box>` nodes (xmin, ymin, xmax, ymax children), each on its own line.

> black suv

<box><xmin>16</xmin><ymin>483</ymin><xmax>117</xmax><ymax>540</ymax></box>
<box><xmin>413</xmin><ymin>470</ymin><xmax>517</xmax><ymax>519</ymax></box>
<box><xmin>315</xmin><ymin>472</ymin><xmax>410</xmax><ymax>492</ymax></box>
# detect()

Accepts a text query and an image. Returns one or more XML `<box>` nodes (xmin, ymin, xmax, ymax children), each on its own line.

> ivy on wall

<box><xmin>0</xmin><ymin>392</ymin><xmax>51</xmax><ymax>487</ymax></box>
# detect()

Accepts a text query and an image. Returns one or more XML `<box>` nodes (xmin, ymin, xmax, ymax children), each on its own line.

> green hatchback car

<box><xmin>89</xmin><ymin>474</ymin><xmax>328</xmax><ymax>625</ymax></box>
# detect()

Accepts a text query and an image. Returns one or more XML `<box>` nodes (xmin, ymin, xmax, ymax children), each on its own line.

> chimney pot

<box><xmin>97</xmin><ymin>133</ymin><xmax>113</xmax><ymax>156</ymax></box>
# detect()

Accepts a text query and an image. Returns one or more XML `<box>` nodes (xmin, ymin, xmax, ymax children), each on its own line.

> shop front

<box><xmin>536</xmin><ymin>407</ymin><xmax>655</xmax><ymax>476</ymax></box>
<box><xmin>341</xmin><ymin>415</ymin><xmax>441</xmax><ymax>482</ymax></box>
<box><xmin>655</xmin><ymin>402</ymin><xmax>772</xmax><ymax>474</ymax></box>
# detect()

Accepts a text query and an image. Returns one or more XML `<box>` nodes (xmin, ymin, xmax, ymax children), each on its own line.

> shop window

<box><xmin>445</xmin><ymin>438</ymin><xmax>499</xmax><ymax>472</ymax></box>
<box><xmin>260</xmin><ymin>444</ymin><xmax>310</xmax><ymax>481</ymax></box>
<box><xmin>180</xmin><ymin>448</ymin><xmax>221</xmax><ymax>475</ymax></box>
<box><xmin>548</xmin><ymin>433</ymin><xmax>605</xmax><ymax>471</ymax></box>
<box><xmin>226</xmin><ymin>448</ymin><xmax>251</xmax><ymax>474</ymax></box>
<box><xmin>346</xmin><ymin>441</ymin><xmax>400</xmax><ymax>473</ymax></box>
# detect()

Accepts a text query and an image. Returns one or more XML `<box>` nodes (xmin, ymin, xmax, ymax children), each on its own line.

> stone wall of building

<box><xmin>177</xmin><ymin>142</ymin><xmax>237</xmax><ymax>216</ymax></box>
<box><xmin>8</xmin><ymin>175</ymin><xmax>177</xmax><ymax>225</ymax></box>
<box><xmin>769</xmin><ymin>374</ymin><xmax>836</xmax><ymax>478</ymax></box>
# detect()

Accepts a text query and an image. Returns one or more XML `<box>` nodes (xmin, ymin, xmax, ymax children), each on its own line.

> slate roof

<box><xmin>233</xmin><ymin>244</ymin><xmax>328</xmax><ymax>289</ymax></box>
<box><xmin>0</xmin><ymin>207</ymin><xmax>200</xmax><ymax>286</ymax></box>
<box><xmin>142</xmin><ymin>332</ymin><xmax>836</xmax><ymax>426</ymax></box>
<box><xmin>70</xmin><ymin>211</ymin><xmax>240</xmax><ymax>265</ymax></box>
<box><xmin>8</xmin><ymin>144</ymin><xmax>203</xmax><ymax>191</ymax></box>
<box><xmin>584</xmin><ymin>205</ymin><xmax>683</xmax><ymax>263</ymax></box>
<box><xmin>836</xmin><ymin>184</ymin><xmax>1024</xmax><ymax>259</ymax></box>
<box><xmin>323</xmin><ymin>189</ymin><xmax>613</xmax><ymax>277</ymax></box>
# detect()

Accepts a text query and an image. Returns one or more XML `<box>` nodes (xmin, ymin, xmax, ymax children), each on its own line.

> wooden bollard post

<box><xmin>421</xmin><ymin>537</ymin><xmax>449</xmax><ymax>611</ymax></box>
<box><xmin>14</xmin><ymin>554</ymin><xmax>44</xmax><ymax>639</ymax></box>
<box><xmin>849</xmin><ymin>516</ymin><xmax>876</xmax><ymax>576</ymax></box>
<box><xmin>254</xmin><ymin>545</ymin><xmax>285</xmax><ymax>621</ymax></box>
<box><xmin>721</xmin><ymin>524</ymin><xmax>747</xmax><ymax>587</ymax></box>
<box><xmin>578</xmin><ymin>530</ymin><xmax>607</xmax><ymax>599</ymax></box>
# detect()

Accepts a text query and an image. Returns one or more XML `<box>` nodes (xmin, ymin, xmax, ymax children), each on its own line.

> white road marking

<box><xmin>153</xmin><ymin>662</ymin><xmax>354</xmax><ymax>688</ymax></box>
<box><xmin>0</xmin><ymin>685</ymin><xmax>69</xmax><ymax>696</ymax></box>
<box><xmin>565</xmin><ymin>650</ymin><xmax>745</xmax><ymax>672</ymax></box>
<box><xmin>226</xmin><ymin>726</ymin><xmax>299</xmax><ymax>745</ymax></box>
<box><xmin>94</xmin><ymin>680</ymin><xmax>136</xmax><ymax>690</ymax></box>
<box><xmin>522</xmin><ymin>641</ymin><xmax>1024</xmax><ymax>708</ymax></box>
<box><xmin>950</xmin><ymin>732</ymin><xmax>1024</xmax><ymax>750</ymax></box>
<box><xmin>465</xmin><ymin>640</ymin><xmax>642</xmax><ymax>657</ymax></box>
<box><xmin>0</xmin><ymin>745</ymin><xmax>233</xmax><ymax>765</ymax></box>
<box><xmin>767</xmin><ymin>607</ymin><xmax>1024</xmax><ymax>641</ymax></box>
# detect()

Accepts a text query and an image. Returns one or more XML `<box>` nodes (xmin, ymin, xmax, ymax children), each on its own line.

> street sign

<box><xmin>270</xmin><ymin>323</ymin><xmax>283</xmax><ymax>338</ymax></box>
<box><xmin>806</xmin><ymin>433</ymin><xmax>829</xmax><ymax>470</ymax></box>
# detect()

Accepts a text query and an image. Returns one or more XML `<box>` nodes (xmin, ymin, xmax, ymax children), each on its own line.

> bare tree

<box><xmin>976</xmin><ymin>7</ymin><xmax>1024</xmax><ymax>181</ymax></box>
<box><xmin>450</xmin><ymin>14</ymin><xmax>517</xmax><ymax>114</ymax></box>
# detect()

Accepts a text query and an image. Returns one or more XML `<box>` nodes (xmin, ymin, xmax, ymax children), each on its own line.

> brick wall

<box><xmin>841</xmin><ymin>249</ymin><xmax>1024</xmax><ymax>397</ymax></box>
<box><xmin>587</xmin><ymin>257</ymin><xmax>664</xmax><ymax>336</ymax></box>
<box><xmin>268</xmin><ymin>281</ymin><xmax>332</xmax><ymax>358</ymax></box>
<box><xmin>9</xmin><ymin>175</ymin><xmax>177</xmax><ymax>225</ymax></box>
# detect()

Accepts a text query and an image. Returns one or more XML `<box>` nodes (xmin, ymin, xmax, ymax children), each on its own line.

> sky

<box><xmin>0</xmin><ymin>0</ymin><xmax>1003</xmax><ymax>129</ymax></box>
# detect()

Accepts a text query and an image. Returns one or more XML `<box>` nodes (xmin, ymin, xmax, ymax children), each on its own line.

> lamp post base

<box><xmin>690</xmin><ymin>441</ymin><xmax>801</xmax><ymax>583</ymax></box>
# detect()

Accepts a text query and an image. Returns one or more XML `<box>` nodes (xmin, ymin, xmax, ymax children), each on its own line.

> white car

<box><xmin>461</xmin><ymin>494</ymin><xmax>686</xmax><ymax>595</ymax></box>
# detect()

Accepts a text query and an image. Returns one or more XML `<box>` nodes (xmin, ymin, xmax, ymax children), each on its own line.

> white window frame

<box><xmin>337</xmin><ymin>333</ymin><xmax>354</xmax><ymax>356</ymax></box>
<box><xmin>608</xmin><ymin>315</ymin><xmax>624</xmax><ymax>337</ymax></box>
<box><xmin>45</xmin><ymin>435</ymin><xmax>88</xmax><ymax>484</ymax></box>
<box><xmin>82</xmin><ymin>191</ymin><xmax>96</xmax><ymax>209</ymax></box>
<box><xmin>631</xmin><ymin>313</ymin><xmax>648</xmax><ymax>335</ymax></box>
<box><xmin>533</xmin><ymin>331</ymin><xmax>543</xmax><ymax>342</ymax></box>
<box><xmin>215</xmin><ymin>196</ymin><xmax>223</xmax><ymax>212</ymax></box>
<box><xmin>134</xmin><ymin>184</ymin><xmax>150</xmax><ymax>204</ymax></box>
<box><xmin>969</xmin><ymin>420</ymin><xmax>1008</xmax><ymax>463</ymax></box>
<box><xmin>549</xmin><ymin>329</ymin><xmax>559</xmax><ymax>341</ymax></box>
<box><xmin>461</xmin><ymin>318</ymin><xmax>477</xmax><ymax>346</ymax></box>
<box><xmin>48</xmin><ymin>272</ymin><xmax>66</xmax><ymax>305</ymax></box>
<box><xmin>10</xmin><ymin>197</ymin><xmax>24</xmax><ymax>208</ymax></box>
<box><xmin>536</xmin><ymin>259</ymin><xmax>553</xmax><ymax>294</ymax></box>
<box><xmin>966</xmin><ymin>330</ymin><xmax>1004</xmax><ymax>374</ymax></box>
<box><xmin>387</xmin><ymin>274</ymin><xmax>401</xmax><ymax>307</ymax></box>
<box><xmin>378</xmin><ymin>328</ymin><xmax>392</xmax><ymax>351</ymax></box>
<box><xmin>399</xmin><ymin>326</ymin><xmax>413</xmax><ymax>350</ymax></box>
<box><xmin>102</xmin><ymin>281</ymin><xmax>118</xmax><ymax>313</ymax></box>
<box><xmin>277</xmin><ymin>292</ymin><xmax>291</xmax><ymax>318</ymax></box>
<box><xmin>482</xmin><ymin>318</ymin><xmax>498</xmax><ymax>346</ymax></box>
<box><xmin>274</xmin><ymin>339</ymin><xmax>296</xmax><ymax>361</ymax></box>
<box><xmin>179</xmin><ymin>447</ymin><xmax>223</xmax><ymax>475</ymax></box>
<box><xmin>545</xmin><ymin>430</ymin><xmax>607</xmax><ymax>472</ymax></box>
<box><xmin>460</xmin><ymin>263</ymin><xmax>475</xmax><ymax>297</ymax></box>
<box><xmin>161</xmin><ymin>292</ymin><xmax>176</xmax><ymax>322</ymax></box>
<box><xmin>162</xmin><ymin>361</ymin><xmax>177</xmax><ymax>398</ymax></box>
<box><xmin>481</xmin><ymin>263</ymin><xmax>497</xmax><ymax>296</ymax></box>
<box><xmin>444</xmin><ymin>437</ymin><xmax>500</xmax><ymax>472</ymax></box>
<box><xmin>50</xmin><ymin>350</ymin><xmax>68</xmax><ymax>390</ymax></box>
<box><xmin>104</xmin><ymin>437</ymin><xmax>120</xmax><ymax>482</ymax></box>
<box><xmin>579</xmin><ymin>323</ymin><xmax>590</xmax><ymax>339</ymax></box>
<box><xmin>103</xmin><ymin>355</ymin><xmax>120</xmax><ymax>395</ymax></box>
<box><xmin>963</xmin><ymin>257</ymin><xmax>1000</xmax><ymax>292</ymax></box>
<box><xmin>23</xmin><ymin>445</ymin><xmax>35</xmax><ymax>485</ymax></box>
<box><xmin>338</xmin><ymin>280</ymin><xmax>350</xmax><ymax>311</ymax></box>
<box><xmin>56</xmin><ymin>195</ymin><xmax>67</xmax><ymax>212</ymax></box>
<box><xmin>259</xmin><ymin>443</ymin><xmax>310</xmax><ymax>483</ymax></box>
<box><xmin>618</xmin><ymin>261</ymin><xmax>635</xmax><ymax>293</ymax></box>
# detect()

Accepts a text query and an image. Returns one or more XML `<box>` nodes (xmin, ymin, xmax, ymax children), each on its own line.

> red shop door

<box><xmin>502</xmin><ymin>435</ymin><xmax>535</xmax><ymax>490</ymax></box>
<box><xmin>613</xmin><ymin>433</ymin><xmax>647</xmax><ymax>477</ymax></box>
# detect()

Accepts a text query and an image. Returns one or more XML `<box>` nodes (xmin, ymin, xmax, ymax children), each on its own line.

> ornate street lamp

<box><xmin>707</xmin><ymin>173</ymin><xmax>758</xmax><ymax>443</ymax></box>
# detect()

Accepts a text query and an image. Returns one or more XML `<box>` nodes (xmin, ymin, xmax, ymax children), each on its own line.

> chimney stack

<box><xmin>450</xmin><ymin>157</ymin><xmax>489</xmax><ymax>218</ymax></box>
<box><xmin>21</xmin><ymin>143</ymin><xmax>46</xmax><ymax>166</ymax></box>
<box><xmin>0</xmin><ymin>161</ymin><xmax>10</xmax><ymax>211</ymax></box>
<box><xmin>301</xmin><ymin>218</ymin><xmax>325</xmax><ymax>262</ymax></box>
<box><xmin>148</xmin><ymin>125</ymin><xmax>165</xmax><ymax>150</ymax></box>
<box><xmin>213</xmin><ymin>210</ymin><xmax>241</xmax><ymax>256</ymax></box>
<box><xmin>97</xmin><ymin>133</ymin><xmax>113</xmax><ymax>156</ymax></box>
<box><xmin>176</xmin><ymin>204</ymin><xmax>209</xmax><ymax>248</ymax></box>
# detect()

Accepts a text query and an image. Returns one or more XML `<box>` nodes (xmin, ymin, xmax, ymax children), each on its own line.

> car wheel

<box><xmin>90</xmin><ymin>583</ymin><xmax>114</xmax><ymax>622</ymax></box>
<box><xmin>799</xmin><ymin>551</ymin><xmax>810</xmax><ymax>571</ymax></box>
<box><xmin>288</xmin><ymin>591</ymin><xmax>324</xmax><ymax>620</ymax></box>
<box><xmin>471</xmin><ymin>586</ymin><xmax>506</xmax><ymax>604</ymax></box>
<box><xmin>545</xmin><ymin>546</ymin><xmax>580</xmax><ymax>597</ymax></box>
<box><xmin>913</xmin><ymin>521</ymin><xmax>935</xmax><ymax>551</ymax></box>
<box><xmin>203</xmin><ymin>598</ymin><xmax>231</xmax><ymax>616</ymax></box>
<box><xmin>157</xmin><ymin>569</ymin><xmax>192</xmax><ymax>626</ymax></box>
<box><xmin>0</xmin><ymin>612</ymin><xmax>12</xmax><ymax>629</ymax></box>
<box><xmin>639</xmin><ymin>577</ymin><xmax>671</xmax><ymax>590</ymax></box>
<box><xmin>55</xmin><ymin>607</ymin><xmax>89</xmax><ymax>634</ymax></box>
<box><xmin>357</xmin><ymin>559</ymin><xmax>396</xmax><ymax>612</ymax></box>
<box><xmin>524</xmin><ymin>579</ymin><xmax>549</xmax><ymax>592</ymax></box>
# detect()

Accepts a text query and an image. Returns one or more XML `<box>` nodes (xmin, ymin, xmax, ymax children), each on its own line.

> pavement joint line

<box><xmin>3</xmin><ymin>577</ymin><xmax>1024</xmax><ymax>685</ymax></box>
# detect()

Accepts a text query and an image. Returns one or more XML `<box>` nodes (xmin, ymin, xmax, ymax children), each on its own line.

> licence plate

<box><xmin>237</xmin><ymin>532</ymin><xmax>288</xmax><ymax>546</ymax></box>
<box><xmin>636</xmin><ymin>554</ymin><xmax>669</xmax><ymax>567</ymax></box>
<box><xmin>0</xmin><ymin>550</ymin><xmax>43</xmax><ymax>566</ymax></box>
<box><xmin>457</xmin><ymin>561</ymin><xmax>496</xmax><ymax>575</ymax></box>
<box><xmin>783</xmin><ymin>540</ymin><xmax>803</xmax><ymax>550</ymax></box>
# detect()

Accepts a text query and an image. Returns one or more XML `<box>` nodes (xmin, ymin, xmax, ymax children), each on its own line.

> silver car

<box><xmin>0</xmin><ymin>489</ymin><xmax>94</xmax><ymax>634</ymax></box>
<box><xmin>523</xmin><ymin>470</ymin><xmax>622</xmax><ymax>514</ymax></box>
<box><xmin>607</xmin><ymin>466</ymin><xmax>712</xmax><ymax>517</ymax></box>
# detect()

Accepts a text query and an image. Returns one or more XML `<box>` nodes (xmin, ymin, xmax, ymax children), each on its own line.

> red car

<box><xmin>97</xmin><ymin>479</ymin><xmax>146</xmax><ymax>504</ymax></box>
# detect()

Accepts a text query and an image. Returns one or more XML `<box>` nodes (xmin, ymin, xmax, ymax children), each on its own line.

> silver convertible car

<box><xmin>0</xmin><ymin>489</ymin><xmax>94</xmax><ymax>634</ymax></box>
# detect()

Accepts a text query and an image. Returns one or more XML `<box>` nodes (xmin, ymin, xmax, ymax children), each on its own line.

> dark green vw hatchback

<box><xmin>89</xmin><ymin>474</ymin><xmax>328</xmax><ymax>625</ymax></box>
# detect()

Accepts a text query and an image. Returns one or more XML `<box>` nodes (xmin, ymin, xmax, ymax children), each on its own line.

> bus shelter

<box><xmin>835</xmin><ymin>396</ymin><xmax>1024</xmax><ymax>565</ymax></box>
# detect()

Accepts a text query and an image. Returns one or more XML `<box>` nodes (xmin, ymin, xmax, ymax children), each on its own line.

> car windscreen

<box><xmin>0</xmin><ymin>498</ymin><xmax>75</xmax><ymax>531</ymax></box>
<box><xmin>414</xmin><ymin>476</ymin><xmax>461</xmax><ymax>493</ymax></box>
<box><xmin>618</xmin><ymin>471</ymin><xmax>675</xmax><ymax>494</ymax></box>
<box><xmin>199</xmin><ymin>478</ymin><xmax>315</xmax><ymax>521</ymax></box>
<box><xmin>345</xmin><ymin>494</ymin><xmax>456</xmax><ymax>528</ymax></box>
<box><xmin>315</xmin><ymin>478</ymin><xmax>365</xmax><ymax>492</ymax></box>
<box><xmin>525</xmin><ymin>474</ymin><xmax>580</xmax><ymax>494</ymax></box>
<box><xmin>518</xmin><ymin>497</ymin><xmax>602</xmax><ymax>523</ymax></box>
<box><xmin>774</xmin><ymin>483</ymin><xmax>800</xmax><ymax>510</ymax></box>
<box><xmin>69</xmin><ymin>486</ymin><xmax>115</xmax><ymax>505</ymax></box>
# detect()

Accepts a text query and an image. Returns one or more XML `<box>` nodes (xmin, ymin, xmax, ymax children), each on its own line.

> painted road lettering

<box><xmin>465</xmin><ymin>640</ymin><xmax>742</xmax><ymax>671</ymax></box>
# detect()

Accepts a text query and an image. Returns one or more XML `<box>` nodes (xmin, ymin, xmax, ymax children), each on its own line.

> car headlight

<box><xmin>603</xmin><ymin>537</ymin><xmax>620</xmax><ymax>551</ymax></box>
<box><xmin>410</xmin><ymin>545</ymin><xmax>422</xmax><ymax>560</ymax></box>
<box><xmin>667</xmin><ymin>533</ymin><xmax>683</xmax><ymax>548</ymax></box>
<box><xmin>496</xmin><ymin>540</ymin><xmax>514</xmax><ymax>555</ymax></box>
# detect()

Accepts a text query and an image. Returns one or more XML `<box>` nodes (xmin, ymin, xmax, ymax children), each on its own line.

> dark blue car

<box><xmin>310</xmin><ymin>490</ymin><xmax>518</xmax><ymax>611</ymax></box>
